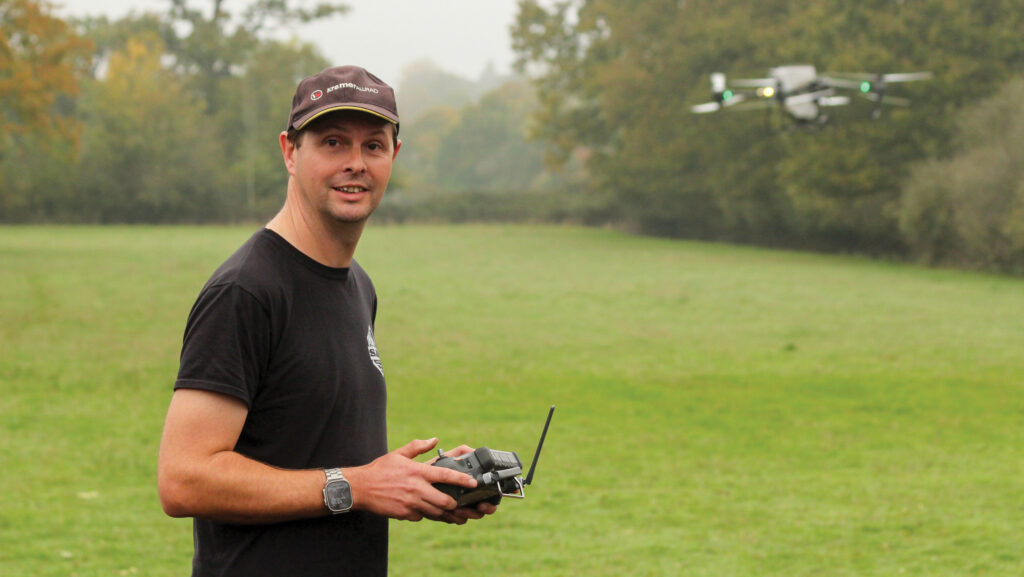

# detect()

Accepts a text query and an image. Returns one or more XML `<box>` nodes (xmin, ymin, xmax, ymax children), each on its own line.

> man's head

<box><xmin>286</xmin><ymin>65</ymin><xmax>399</xmax><ymax>148</ymax></box>
<box><xmin>279</xmin><ymin>66</ymin><xmax>402</xmax><ymax>229</ymax></box>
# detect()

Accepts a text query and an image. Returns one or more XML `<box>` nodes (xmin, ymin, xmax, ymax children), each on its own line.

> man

<box><xmin>157</xmin><ymin>65</ymin><xmax>496</xmax><ymax>577</ymax></box>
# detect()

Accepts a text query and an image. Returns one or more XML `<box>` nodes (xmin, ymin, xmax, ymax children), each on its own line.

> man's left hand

<box><xmin>425</xmin><ymin>444</ymin><xmax>499</xmax><ymax>525</ymax></box>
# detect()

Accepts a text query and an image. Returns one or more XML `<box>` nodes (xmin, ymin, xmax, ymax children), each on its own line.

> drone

<box><xmin>691</xmin><ymin>64</ymin><xmax>932</xmax><ymax>125</ymax></box>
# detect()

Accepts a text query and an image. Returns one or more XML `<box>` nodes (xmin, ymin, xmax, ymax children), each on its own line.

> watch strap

<box><xmin>325</xmin><ymin>467</ymin><xmax>347</xmax><ymax>483</ymax></box>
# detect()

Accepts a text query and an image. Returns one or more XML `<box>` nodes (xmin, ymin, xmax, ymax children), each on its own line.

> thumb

<box><xmin>394</xmin><ymin>437</ymin><xmax>439</xmax><ymax>459</ymax></box>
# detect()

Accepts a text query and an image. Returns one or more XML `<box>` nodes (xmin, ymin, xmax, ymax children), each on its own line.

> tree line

<box><xmin>2</xmin><ymin>0</ymin><xmax>1024</xmax><ymax>273</ymax></box>
<box><xmin>0</xmin><ymin>0</ymin><xmax>559</xmax><ymax>225</ymax></box>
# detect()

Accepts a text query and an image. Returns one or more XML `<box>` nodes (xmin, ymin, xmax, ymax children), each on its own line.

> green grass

<box><xmin>1</xmin><ymin>224</ymin><xmax>1022</xmax><ymax>576</ymax></box>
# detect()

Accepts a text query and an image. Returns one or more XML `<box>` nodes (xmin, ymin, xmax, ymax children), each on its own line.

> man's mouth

<box><xmin>334</xmin><ymin>186</ymin><xmax>365</xmax><ymax>193</ymax></box>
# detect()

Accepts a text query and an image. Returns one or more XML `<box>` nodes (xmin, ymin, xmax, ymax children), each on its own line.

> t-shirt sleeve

<box><xmin>174</xmin><ymin>282</ymin><xmax>271</xmax><ymax>408</ymax></box>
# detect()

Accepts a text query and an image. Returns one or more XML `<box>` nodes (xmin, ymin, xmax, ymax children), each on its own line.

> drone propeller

<box><xmin>692</xmin><ymin>72</ymin><xmax>756</xmax><ymax>114</ymax></box>
<box><xmin>826</xmin><ymin>71</ymin><xmax>933</xmax><ymax>98</ymax></box>
<box><xmin>881</xmin><ymin>71</ymin><xmax>933</xmax><ymax>83</ymax></box>
<box><xmin>830</xmin><ymin>71</ymin><xmax>933</xmax><ymax>84</ymax></box>
<box><xmin>691</xmin><ymin>101</ymin><xmax>723</xmax><ymax>114</ymax></box>
<box><xmin>826</xmin><ymin>70</ymin><xmax>932</xmax><ymax>118</ymax></box>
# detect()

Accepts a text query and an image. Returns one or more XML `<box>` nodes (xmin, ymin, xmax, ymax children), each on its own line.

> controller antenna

<box><xmin>524</xmin><ymin>405</ymin><xmax>555</xmax><ymax>486</ymax></box>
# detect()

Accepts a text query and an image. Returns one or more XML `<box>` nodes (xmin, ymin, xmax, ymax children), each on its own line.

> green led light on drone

<box><xmin>860</xmin><ymin>81</ymin><xmax>872</xmax><ymax>93</ymax></box>
<box><xmin>722</xmin><ymin>89</ymin><xmax>734</xmax><ymax>100</ymax></box>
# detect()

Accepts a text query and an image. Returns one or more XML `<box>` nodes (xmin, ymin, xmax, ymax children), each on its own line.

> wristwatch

<box><xmin>322</xmin><ymin>468</ymin><xmax>353</xmax><ymax>514</ymax></box>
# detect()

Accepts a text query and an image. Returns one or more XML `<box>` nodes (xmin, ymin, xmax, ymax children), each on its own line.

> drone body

<box><xmin>692</xmin><ymin>64</ymin><xmax>932</xmax><ymax>125</ymax></box>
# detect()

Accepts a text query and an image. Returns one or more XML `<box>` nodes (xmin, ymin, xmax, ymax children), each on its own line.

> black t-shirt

<box><xmin>175</xmin><ymin>228</ymin><xmax>388</xmax><ymax>577</ymax></box>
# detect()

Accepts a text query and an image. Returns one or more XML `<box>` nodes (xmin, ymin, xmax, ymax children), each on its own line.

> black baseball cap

<box><xmin>288</xmin><ymin>66</ymin><xmax>399</xmax><ymax>132</ymax></box>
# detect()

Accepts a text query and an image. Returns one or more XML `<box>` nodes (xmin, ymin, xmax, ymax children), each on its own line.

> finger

<box><xmin>444</xmin><ymin>511</ymin><xmax>469</xmax><ymax>525</ymax></box>
<box><xmin>426</xmin><ymin>444</ymin><xmax>473</xmax><ymax>464</ymax></box>
<box><xmin>444</xmin><ymin>444</ymin><xmax>475</xmax><ymax>458</ymax></box>
<box><xmin>475</xmin><ymin>502</ymin><xmax>498</xmax><ymax>516</ymax></box>
<box><xmin>426</xmin><ymin>511</ymin><xmax>467</xmax><ymax>525</ymax></box>
<box><xmin>394</xmin><ymin>438</ymin><xmax>438</xmax><ymax>459</ymax></box>
<box><xmin>421</xmin><ymin>487</ymin><xmax>460</xmax><ymax>512</ymax></box>
<box><xmin>416</xmin><ymin>501</ymin><xmax>449</xmax><ymax>520</ymax></box>
<box><xmin>400</xmin><ymin>495</ymin><xmax>450</xmax><ymax>522</ymax></box>
<box><xmin>426</xmin><ymin>467</ymin><xmax>478</xmax><ymax>488</ymax></box>
<box><xmin>450</xmin><ymin>506</ymin><xmax>486</xmax><ymax>521</ymax></box>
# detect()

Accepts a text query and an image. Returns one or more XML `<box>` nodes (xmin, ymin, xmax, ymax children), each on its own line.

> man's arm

<box><xmin>157</xmin><ymin>388</ymin><xmax>487</xmax><ymax>524</ymax></box>
<box><xmin>157</xmin><ymin>389</ymin><xmax>325</xmax><ymax>523</ymax></box>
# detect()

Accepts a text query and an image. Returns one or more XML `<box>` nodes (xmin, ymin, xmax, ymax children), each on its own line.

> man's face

<box><xmin>282</xmin><ymin>111</ymin><xmax>401</xmax><ymax>226</ymax></box>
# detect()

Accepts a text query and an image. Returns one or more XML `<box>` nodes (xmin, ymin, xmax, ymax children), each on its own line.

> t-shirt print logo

<box><xmin>367</xmin><ymin>326</ymin><xmax>384</xmax><ymax>376</ymax></box>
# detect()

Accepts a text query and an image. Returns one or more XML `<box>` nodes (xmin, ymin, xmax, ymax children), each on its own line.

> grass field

<box><xmin>1</xmin><ymin>224</ymin><xmax>1022</xmax><ymax>576</ymax></box>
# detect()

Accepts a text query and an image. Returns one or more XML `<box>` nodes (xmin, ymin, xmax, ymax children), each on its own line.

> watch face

<box><xmin>325</xmin><ymin>480</ymin><xmax>353</xmax><ymax>512</ymax></box>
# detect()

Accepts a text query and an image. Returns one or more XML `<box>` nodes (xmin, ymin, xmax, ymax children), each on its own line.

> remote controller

<box><xmin>432</xmin><ymin>447</ymin><xmax>523</xmax><ymax>507</ymax></box>
<box><xmin>431</xmin><ymin>406</ymin><xmax>554</xmax><ymax>508</ymax></box>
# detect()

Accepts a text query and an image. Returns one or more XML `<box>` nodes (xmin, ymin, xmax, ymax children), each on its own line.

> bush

<box><xmin>899</xmin><ymin>76</ymin><xmax>1024</xmax><ymax>272</ymax></box>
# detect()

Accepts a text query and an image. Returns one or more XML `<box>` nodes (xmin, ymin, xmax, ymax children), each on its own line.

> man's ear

<box><xmin>392</xmin><ymin>138</ymin><xmax>402</xmax><ymax>159</ymax></box>
<box><xmin>280</xmin><ymin>131</ymin><xmax>297</xmax><ymax>176</ymax></box>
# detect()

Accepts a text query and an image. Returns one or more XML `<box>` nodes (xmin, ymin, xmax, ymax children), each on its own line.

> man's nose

<box><xmin>341</xmin><ymin>146</ymin><xmax>367</xmax><ymax>173</ymax></box>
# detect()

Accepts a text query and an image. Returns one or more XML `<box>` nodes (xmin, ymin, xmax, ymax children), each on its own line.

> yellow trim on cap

<box><xmin>296</xmin><ymin>106</ymin><xmax>398</xmax><ymax>130</ymax></box>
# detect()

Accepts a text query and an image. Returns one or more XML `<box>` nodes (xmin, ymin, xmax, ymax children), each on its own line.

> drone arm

<box><xmin>820</xmin><ymin>76</ymin><xmax>863</xmax><ymax>90</ymax></box>
<box><xmin>730</xmin><ymin>77</ymin><xmax>775</xmax><ymax>88</ymax></box>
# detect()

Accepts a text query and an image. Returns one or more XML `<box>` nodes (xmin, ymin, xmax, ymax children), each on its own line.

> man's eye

<box><xmin>326</xmin><ymin>138</ymin><xmax>340</xmax><ymax>147</ymax></box>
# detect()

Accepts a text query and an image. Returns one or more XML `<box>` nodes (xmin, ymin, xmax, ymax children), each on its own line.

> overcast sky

<box><xmin>53</xmin><ymin>0</ymin><xmax>521</xmax><ymax>85</ymax></box>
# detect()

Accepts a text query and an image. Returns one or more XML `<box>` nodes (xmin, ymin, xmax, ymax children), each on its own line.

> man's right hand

<box><xmin>345</xmin><ymin>438</ymin><xmax>484</xmax><ymax>522</ymax></box>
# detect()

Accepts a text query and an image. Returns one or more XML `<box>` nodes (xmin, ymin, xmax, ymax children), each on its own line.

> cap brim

<box><xmin>294</xmin><ymin>105</ymin><xmax>399</xmax><ymax>131</ymax></box>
